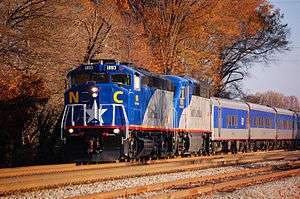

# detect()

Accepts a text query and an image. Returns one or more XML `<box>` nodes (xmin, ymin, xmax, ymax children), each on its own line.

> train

<box><xmin>61</xmin><ymin>59</ymin><xmax>300</xmax><ymax>163</ymax></box>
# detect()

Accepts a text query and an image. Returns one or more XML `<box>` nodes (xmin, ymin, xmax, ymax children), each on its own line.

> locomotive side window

<box><xmin>141</xmin><ymin>74</ymin><xmax>174</xmax><ymax>91</ymax></box>
<box><xmin>166</xmin><ymin>80</ymin><xmax>174</xmax><ymax>91</ymax></box>
<box><xmin>142</xmin><ymin>76</ymin><xmax>149</xmax><ymax>86</ymax></box>
<box><xmin>134</xmin><ymin>73</ymin><xmax>141</xmax><ymax>91</ymax></box>
<box><xmin>193</xmin><ymin>83</ymin><xmax>201</xmax><ymax>96</ymax></box>
<box><xmin>112</xmin><ymin>74</ymin><xmax>131</xmax><ymax>85</ymax></box>
<box><xmin>180</xmin><ymin>88</ymin><xmax>185</xmax><ymax>99</ymax></box>
<box><xmin>153</xmin><ymin>77</ymin><xmax>162</xmax><ymax>88</ymax></box>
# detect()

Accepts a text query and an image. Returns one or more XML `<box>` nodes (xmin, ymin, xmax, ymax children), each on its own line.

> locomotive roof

<box><xmin>67</xmin><ymin>60</ymin><xmax>170</xmax><ymax>80</ymax></box>
<box><xmin>133</xmin><ymin>67</ymin><xmax>167</xmax><ymax>80</ymax></box>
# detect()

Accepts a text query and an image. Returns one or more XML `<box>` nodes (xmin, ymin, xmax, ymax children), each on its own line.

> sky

<box><xmin>243</xmin><ymin>0</ymin><xmax>300</xmax><ymax>99</ymax></box>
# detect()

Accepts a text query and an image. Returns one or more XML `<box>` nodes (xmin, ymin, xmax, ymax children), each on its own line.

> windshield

<box><xmin>71</xmin><ymin>73</ymin><xmax>110</xmax><ymax>86</ymax></box>
<box><xmin>111</xmin><ymin>74</ymin><xmax>131</xmax><ymax>85</ymax></box>
<box><xmin>70</xmin><ymin>73</ymin><xmax>131</xmax><ymax>86</ymax></box>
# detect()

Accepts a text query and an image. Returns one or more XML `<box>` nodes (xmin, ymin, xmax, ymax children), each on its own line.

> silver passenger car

<box><xmin>211</xmin><ymin>98</ymin><xmax>249</xmax><ymax>141</ymax></box>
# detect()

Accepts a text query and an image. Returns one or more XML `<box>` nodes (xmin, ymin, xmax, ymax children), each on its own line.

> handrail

<box><xmin>61</xmin><ymin>103</ymin><xmax>129</xmax><ymax>139</ymax></box>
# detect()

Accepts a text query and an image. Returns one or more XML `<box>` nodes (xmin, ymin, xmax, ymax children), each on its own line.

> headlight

<box><xmin>92</xmin><ymin>93</ymin><xmax>98</xmax><ymax>98</ymax></box>
<box><xmin>91</xmin><ymin>87</ymin><xmax>98</xmax><ymax>92</ymax></box>
<box><xmin>68</xmin><ymin>128</ymin><xmax>74</xmax><ymax>133</ymax></box>
<box><xmin>113</xmin><ymin>128</ymin><xmax>120</xmax><ymax>134</ymax></box>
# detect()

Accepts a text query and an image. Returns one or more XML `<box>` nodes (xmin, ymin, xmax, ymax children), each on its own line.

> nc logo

<box><xmin>69</xmin><ymin>91</ymin><xmax>79</xmax><ymax>103</ymax></box>
<box><xmin>113</xmin><ymin>91</ymin><xmax>123</xmax><ymax>103</ymax></box>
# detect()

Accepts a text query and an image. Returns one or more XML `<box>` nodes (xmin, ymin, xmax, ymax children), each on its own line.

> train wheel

<box><xmin>128</xmin><ymin>137</ymin><xmax>137</xmax><ymax>159</ymax></box>
<box><xmin>222</xmin><ymin>141</ymin><xmax>229</xmax><ymax>154</ymax></box>
<box><xmin>236</xmin><ymin>141</ymin><xmax>241</xmax><ymax>153</ymax></box>
<box><xmin>266</xmin><ymin>141</ymin><xmax>270</xmax><ymax>151</ymax></box>
<box><xmin>249</xmin><ymin>141</ymin><xmax>255</xmax><ymax>152</ymax></box>
<box><xmin>242</xmin><ymin>141</ymin><xmax>248</xmax><ymax>153</ymax></box>
<box><xmin>231</xmin><ymin>141</ymin><xmax>238</xmax><ymax>154</ymax></box>
<box><xmin>202</xmin><ymin>133</ymin><xmax>212</xmax><ymax>156</ymax></box>
<box><xmin>270</xmin><ymin>141</ymin><xmax>275</xmax><ymax>150</ymax></box>
<box><xmin>172</xmin><ymin>137</ymin><xmax>178</xmax><ymax>156</ymax></box>
<box><xmin>209</xmin><ymin>141</ymin><xmax>218</xmax><ymax>155</ymax></box>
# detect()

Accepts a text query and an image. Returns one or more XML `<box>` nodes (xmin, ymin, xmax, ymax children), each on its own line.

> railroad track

<box><xmin>0</xmin><ymin>150</ymin><xmax>288</xmax><ymax>179</ymax></box>
<box><xmin>0</xmin><ymin>150</ymin><xmax>299</xmax><ymax>196</ymax></box>
<box><xmin>74</xmin><ymin>160</ymin><xmax>300</xmax><ymax>199</ymax></box>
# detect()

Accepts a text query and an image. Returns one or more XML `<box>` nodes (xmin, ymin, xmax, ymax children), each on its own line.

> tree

<box><xmin>0</xmin><ymin>0</ymin><xmax>65</xmax><ymax>71</ymax></box>
<box><xmin>0</xmin><ymin>0</ymin><xmax>292</xmax><ymax>166</ymax></box>
<box><xmin>117</xmin><ymin>0</ymin><xmax>289</xmax><ymax>97</ymax></box>
<box><xmin>0</xmin><ymin>0</ymin><xmax>60</xmax><ymax>166</ymax></box>
<box><xmin>118</xmin><ymin>0</ymin><xmax>217</xmax><ymax>75</ymax></box>
<box><xmin>216</xmin><ymin>5</ymin><xmax>289</xmax><ymax>96</ymax></box>
<box><xmin>76</xmin><ymin>1</ymin><xmax>114</xmax><ymax>63</ymax></box>
<box><xmin>244</xmin><ymin>91</ymin><xmax>300</xmax><ymax>111</ymax></box>
<box><xmin>0</xmin><ymin>0</ymin><xmax>121</xmax><ymax>166</ymax></box>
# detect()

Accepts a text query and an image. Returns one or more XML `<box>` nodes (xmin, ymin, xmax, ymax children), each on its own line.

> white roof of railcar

<box><xmin>274</xmin><ymin>107</ymin><xmax>295</xmax><ymax>116</ymax></box>
<box><xmin>245</xmin><ymin>102</ymin><xmax>276</xmax><ymax>113</ymax></box>
<box><xmin>211</xmin><ymin>97</ymin><xmax>248</xmax><ymax>110</ymax></box>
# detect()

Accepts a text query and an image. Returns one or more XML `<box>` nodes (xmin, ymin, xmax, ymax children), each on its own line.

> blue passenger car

<box><xmin>211</xmin><ymin>98</ymin><xmax>249</xmax><ymax>141</ymax></box>
<box><xmin>297</xmin><ymin>113</ymin><xmax>300</xmax><ymax>145</ymax></box>
<box><xmin>274</xmin><ymin>108</ymin><xmax>296</xmax><ymax>140</ymax></box>
<box><xmin>246</xmin><ymin>103</ymin><xmax>276</xmax><ymax>141</ymax></box>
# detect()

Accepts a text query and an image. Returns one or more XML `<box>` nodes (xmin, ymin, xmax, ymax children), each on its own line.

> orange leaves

<box><xmin>116</xmin><ymin>0</ymin><xmax>273</xmax><ymax>83</ymax></box>
<box><xmin>0</xmin><ymin>67</ymin><xmax>49</xmax><ymax>102</ymax></box>
<box><xmin>246</xmin><ymin>91</ymin><xmax>300</xmax><ymax>111</ymax></box>
<box><xmin>0</xmin><ymin>0</ymin><xmax>284</xmax><ymax>100</ymax></box>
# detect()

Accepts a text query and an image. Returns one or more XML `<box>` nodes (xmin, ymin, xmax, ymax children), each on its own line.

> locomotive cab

<box><xmin>61</xmin><ymin>60</ymin><xmax>141</xmax><ymax>162</ymax></box>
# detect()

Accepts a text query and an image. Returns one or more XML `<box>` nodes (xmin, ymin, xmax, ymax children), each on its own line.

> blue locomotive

<box><xmin>61</xmin><ymin>59</ymin><xmax>300</xmax><ymax>162</ymax></box>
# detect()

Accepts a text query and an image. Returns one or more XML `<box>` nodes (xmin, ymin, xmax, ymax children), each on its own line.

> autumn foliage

<box><xmin>0</xmin><ymin>0</ymin><xmax>291</xmax><ymax>166</ymax></box>
<box><xmin>245</xmin><ymin>91</ymin><xmax>300</xmax><ymax>111</ymax></box>
<box><xmin>115</xmin><ymin>0</ymin><xmax>287</xmax><ymax>94</ymax></box>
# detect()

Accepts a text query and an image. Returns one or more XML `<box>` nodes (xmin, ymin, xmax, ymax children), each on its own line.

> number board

<box><xmin>106</xmin><ymin>65</ymin><xmax>118</xmax><ymax>70</ymax></box>
<box><xmin>84</xmin><ymin>65</ymin><xmax>94</xmax><ymax>70</ymax></box>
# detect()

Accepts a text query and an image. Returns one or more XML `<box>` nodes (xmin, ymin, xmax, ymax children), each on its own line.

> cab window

<box><xmin>90</xmin><ymin>73</ymin><xmax>110</xmax><ymax>83</ymax></box>
<box><xmin>111</xmin><ymin>74</ymin><xmax>131</xmax><ymax>85</ymax></box>
<box><xmin>134</xmin><ymin>73</ymin><xmax>141</xmax><ymax>91</ymax></box>
<box><xmin>70</xmin><ymin>73</ymin><xmax>109</xmax><ymax>86</ymax></box>
<box><xmin>71</xmin><ymin>73</ymin><xmax>90</xmax><ymax>85</ymax></box>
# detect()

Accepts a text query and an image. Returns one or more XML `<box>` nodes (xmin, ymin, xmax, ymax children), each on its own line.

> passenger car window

<box><xmin>226</xmin><ymin>115</ymin><xmax>238</xmax><ymax>127</ymax></box>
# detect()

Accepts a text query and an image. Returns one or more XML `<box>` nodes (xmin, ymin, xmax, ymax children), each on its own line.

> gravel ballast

<box><xmin>5</xmin><ymin>160</ymin><xmax>298</xmax><ymax>199</ymax></box>
<box><xmin>199</xmin><ymin>175</ymin><xmax>300</xmax><ymax>199</ymax></box>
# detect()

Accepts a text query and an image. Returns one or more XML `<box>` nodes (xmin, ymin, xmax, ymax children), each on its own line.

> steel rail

<box><xmin>0</xmin><ymin>150</ymin><xmax>289</xmax><ymax>179</ymax></box>
<box><xmin>73</xmin><ymin>160</ymin><xmax>300</xmax><ymax>199</ymax></box>
<box><xmin>152</xmin><ymin>166</ymin><xmax>300</xmax><ymax>199</ymax></box>
<box><xmin>0</xmin><ymin>150</ymin><xmax>299</xmax><ymax>196</ymax></box>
